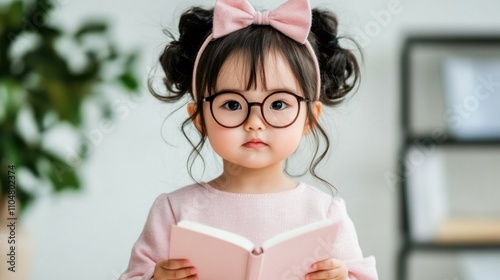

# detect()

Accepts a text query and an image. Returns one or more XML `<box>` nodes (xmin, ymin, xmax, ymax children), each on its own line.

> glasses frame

<box><xmin>202</xmin><ymin>91</ymin><xmax>309</xmax><ymax>128</ymax></box>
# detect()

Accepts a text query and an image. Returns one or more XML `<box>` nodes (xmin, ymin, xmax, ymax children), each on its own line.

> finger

<box><xmin>306</xmin><ymin>266</ymin><xmax>345</xmax><ymax>280</ymax></box>
<box><xmin>159</xmin><ymin>259</ymin><xmax>193</xmax><ymax>270</ymax></box>
<box><xmin>180</xmin><ymin>276</ymin><xmax>198</xmax><ymax>280</ymax></box>
<box><xmin>311</xmin><ymin>258</ymin><xmax>339</xmax><ymax>270</ymax></box>
<box><xmin>165</xmin><ymin>267</ymin><xmax>197</xmax><ymax>279</ymax></box>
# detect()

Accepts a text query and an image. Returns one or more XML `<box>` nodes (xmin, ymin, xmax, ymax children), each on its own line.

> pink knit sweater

<box><xmin>119</xmin><ymin>182</ymin><xmax>378</xmax><ymax>280</ymax></box>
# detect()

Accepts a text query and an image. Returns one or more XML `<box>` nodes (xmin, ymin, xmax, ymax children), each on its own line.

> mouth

<box><xmin>243</xmin><ymin>138</ymin><xmax>267</xmax><ymax>148</ymax></box>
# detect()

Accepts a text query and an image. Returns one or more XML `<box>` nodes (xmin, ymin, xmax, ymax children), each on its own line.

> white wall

<box><xmin>20</xmin><ymin>0</ymin><xmax>500</xmax><ymax>280</ymax></box>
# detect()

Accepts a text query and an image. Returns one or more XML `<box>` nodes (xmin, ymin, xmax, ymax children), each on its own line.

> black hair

<box><xmin>150</xmin><ymin>6</ymin><xmax>362</xmax><ymax>192</ymax></box>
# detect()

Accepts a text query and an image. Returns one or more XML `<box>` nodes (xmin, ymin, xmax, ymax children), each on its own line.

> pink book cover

<box><xmin>169</xmin><ymin>220</ymin><xmax>335</xmax><ymax>280</ymax></box>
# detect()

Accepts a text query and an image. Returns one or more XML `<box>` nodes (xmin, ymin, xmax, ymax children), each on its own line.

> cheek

<box><xmin>207</xmin><ymin>129</ymin><xmax>235</xmax><ymax>155</ymax></box>
<box><xmin>270</xmin><ymin>114</ymin><xmax>308</xmax><ymax>153</ymax></box>
<box><xmin>271</xmin><ymin>126</ymin><xmax>304</xmax><ymax>152</ymax></box>
<box><xmin>203</xmin><ymin>111</ymin><xmax>239</xmax><ymax>156</ymax></box>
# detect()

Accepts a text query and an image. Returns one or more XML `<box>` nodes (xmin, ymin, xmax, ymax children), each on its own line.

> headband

<box><xmin>191</xmin><ymin>0</ymin><xmax>321</xmax><ymax>102</ymax></box>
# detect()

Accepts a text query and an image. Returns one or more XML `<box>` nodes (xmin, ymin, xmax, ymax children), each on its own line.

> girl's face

<box><xmin>197</xmin><ymin>51</ymin><xmax>321</xmax><ymax>170</ymax></box>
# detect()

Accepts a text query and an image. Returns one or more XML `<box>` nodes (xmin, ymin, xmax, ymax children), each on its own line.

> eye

<box><xmin>223</xmin><ymin>100</ymin><xmax>243</xmax><ymax>111</ymax></box>
<box><xmin>270</xmin><ymin>100</ymin><xmax>288</xmax><ymax>110</ymax></box>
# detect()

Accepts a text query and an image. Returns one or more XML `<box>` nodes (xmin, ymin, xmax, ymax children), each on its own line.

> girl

<box><xmin>120</xmin><ymin>0</ymin><xmax>378</xmax><ymax>279</ymax></box>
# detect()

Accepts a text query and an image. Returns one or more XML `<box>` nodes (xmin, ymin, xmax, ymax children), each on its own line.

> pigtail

<box><xmin>310</xmin><ymin>8</ymin><xmax>361</xmax><ymax>106</ymax></box>
<box><xmin>150</xmin><ymin>7</ymin><xmax>213</xmax><ymax>102</ymax></box>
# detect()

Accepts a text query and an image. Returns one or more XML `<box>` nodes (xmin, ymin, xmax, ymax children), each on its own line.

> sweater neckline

<box><xmin>200</xmin><ymin>181</ymin><xmax>306</xmax><ymax>197</ymax></box>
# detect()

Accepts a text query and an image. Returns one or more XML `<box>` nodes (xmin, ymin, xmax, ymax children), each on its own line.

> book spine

<box><xmin>245</xmin><ymin>249</ymin><xmax>264</xmax><ymax>280</ymax></box>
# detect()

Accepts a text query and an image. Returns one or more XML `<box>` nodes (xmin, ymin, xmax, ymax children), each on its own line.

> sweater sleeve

<box><xmin>327</xmin><ymin>197</ymin><xmax>378</xmax><ymax>280</ymax></box>
<box><xmin>119</xmin><ymin>194</ymin><xmax>176</xmax><ymax>280</ymax></box>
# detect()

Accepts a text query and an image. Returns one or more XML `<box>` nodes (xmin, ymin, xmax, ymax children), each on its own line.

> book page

<box><xmin>170</xmin><ymin>222</ymin><xmax>253</xmax><ymax>280</ymax></box>
<box><xmin>176</xmin><ymin>220</ymin><xmax>254</xmax><ymax>251</ymax></box>
<box><xmin>259</xmin><ymin>220</ymin><xmax>336</xmax><ymax>279</ymax></box>
<box><xmin>261</xmin><ymin>219</ymin><xmax>333</xmax><ymax>250</ymax></box>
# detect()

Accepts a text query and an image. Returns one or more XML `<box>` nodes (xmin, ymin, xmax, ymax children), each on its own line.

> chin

<box><xmin>235</xmin><ymin>157</ymin><xmax>284</xmax><ymax>170</ymax></box>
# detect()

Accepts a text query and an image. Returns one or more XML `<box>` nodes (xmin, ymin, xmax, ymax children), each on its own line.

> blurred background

<box><xmin>1</xmin><ymin>0</ymin><xmax>499</xmax><ymax>279</ymax></box>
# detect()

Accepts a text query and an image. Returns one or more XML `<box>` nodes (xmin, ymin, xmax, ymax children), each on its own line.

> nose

<box><xmin>243</xmin><ymin>105</ymin><xmax>266</xmax><ymax>131</ymax></box>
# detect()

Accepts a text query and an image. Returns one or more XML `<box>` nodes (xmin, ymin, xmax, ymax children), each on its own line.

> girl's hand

<box><xmin>153</xmin><ymin>259</ymin><xmax>198</xmax><ymax>280</ymax></box>
<box><xmin>305</xmin><ymin>258</ymin><xmax>348</xmax><ymax>280</ymax></box>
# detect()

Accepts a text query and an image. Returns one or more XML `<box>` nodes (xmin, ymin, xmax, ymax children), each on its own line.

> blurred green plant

<box><xmin>0</xmin><ymin>0</ymin><xmax>140</xmax><ymax>215</ymax></box>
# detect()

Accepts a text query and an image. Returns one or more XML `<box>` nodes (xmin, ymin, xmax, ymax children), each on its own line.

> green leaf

<box><xmin>39</xmin><ymin>26</ymin><xmax>62</xmax><ymax>39</ymax></box>
<box><xmin>118</xmin><ymin>71</ymin><xmax>139</xmax><ymax>91</ymax></box>
<box><xmin>107</xmin><ymin>45</ymin><xmax>118</xmax><ymax>60</ymax></box>
<box><xmin>125</xmin><ymin>52</ymin><xmax>139</xmax><ymax>69</ymax></box>
<box><xmin>3</xmin><ymin>1</ymin><xmax>24</xmax><ymax>28</ymax></box>
<box><xmin>5</xmin><ymin>136</ymin><xmax>22</xmax><ymax>167</ymax></box>
<box><xmin>24</xmin><ymin>158</ymin><xmax>40</xmax><ymax>177</ymax></box>
<box><xmin>41</xmin><ymin>151</ymin><xmax>81</xmax><ymax>192</ymax></box>
<box><xmin>74</xmin><ymin>21</ymin><xmax>108</xmax><ymax>40</ymax></box>
<box><xmin>48</xmin><ymin>160</ymin><xmax>80</xmax><ymax>191</ymax></box>
<box><xmin>3</xmin><ymin>78</ymin><xmax>24</xmax><ymax>119</ymax></box>
<box><xmin>16</xmin><ymin>185</ymin><xmax>35</xmax><ymax>215</ymax></box>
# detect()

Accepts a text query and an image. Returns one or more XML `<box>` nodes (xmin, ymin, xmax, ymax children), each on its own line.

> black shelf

<box><xmin>398</xmin><ymin>34</ymin><xmax>500</xmax><ymax>280</ymax></box>
<box><xmin>403</xmin><ymin>35</ymin><xmax>500</xmax><ymax>46</ymax></box>
<box><xmin>405</xmin><ymin>242</ymin><xmax>500</xmax><ymax>251</ymax></box>
<box><xmin>404</xmin><ymin>136</ymin><xmax>500</xmax><ymax>147</ymax></box>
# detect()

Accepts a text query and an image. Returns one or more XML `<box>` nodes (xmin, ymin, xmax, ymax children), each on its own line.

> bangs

<box><xmin>195</xmin><ymin>25</ymin><xmax>316</xmax><ymax>99</ymax></box>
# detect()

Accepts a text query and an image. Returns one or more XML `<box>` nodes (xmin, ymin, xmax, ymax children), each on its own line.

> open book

<box><xmin>169</xmin><ymin>219</ymin><xmax>335</xmax><ymax>280</ymax></box>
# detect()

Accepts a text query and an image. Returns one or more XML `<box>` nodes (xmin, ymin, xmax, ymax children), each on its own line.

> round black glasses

<box><xmin>202</xmin><ymin>91</ymin><xmax>309</xmax><ymax>128</ymax></box>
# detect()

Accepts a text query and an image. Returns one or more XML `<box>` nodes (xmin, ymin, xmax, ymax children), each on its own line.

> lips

<box><xmin>243</xmin><ymin>138</ymin><xmax>267</xmax><ymax>148</ymax></box>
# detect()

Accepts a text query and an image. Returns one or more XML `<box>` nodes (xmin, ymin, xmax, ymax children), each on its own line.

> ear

<box><xmin>303</xmin><ymin>101</ymin><xmax>323</xmax><ymax>135</ymax></box>
<box><xmin>187</xmin><ymin>102</ymin><xmax>202</xmax><ymax>133</ymax></box>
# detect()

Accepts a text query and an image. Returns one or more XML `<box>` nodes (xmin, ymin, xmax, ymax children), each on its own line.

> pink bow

<box><xmin>213</xmin><ymin>0</ymin><xmax>312</xmax><ymax>44</ymax></box>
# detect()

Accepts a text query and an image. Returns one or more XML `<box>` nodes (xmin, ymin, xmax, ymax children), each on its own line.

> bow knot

<box><xmin>213</xmin><ymin>0</ymin><xmax>311</xmax><ymax>44</ymax></box>
<box><xmin>254</xmin><ymin>11</ymin><xmax>270</xmax><ymax>25</ymax></box>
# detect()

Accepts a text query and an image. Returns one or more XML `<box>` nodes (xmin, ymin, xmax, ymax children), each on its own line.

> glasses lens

<box><xmin>263</xmin><ymin>92</ymin><xmax>300</xmax><ymax>127</ymax></box>
<box><xmin>211</xmin><ymin>93</ymin><xmax>248</xmax><ymax>127</ymax></box>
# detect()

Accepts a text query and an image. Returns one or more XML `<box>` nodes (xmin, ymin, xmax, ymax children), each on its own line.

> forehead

<box><xmin>215</xmin><ymin>50</ymin><xmax>301</xmax><ymax>94</ymax></box>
